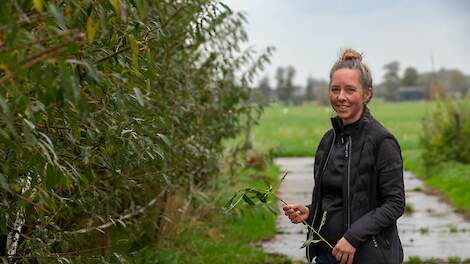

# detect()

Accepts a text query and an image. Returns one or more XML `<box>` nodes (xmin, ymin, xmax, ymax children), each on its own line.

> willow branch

<box><xmin>271</xmin><ymin>193</ymin><xmax>333</xmax><ymax>249</ymax></box>
<box><xmin>65</xmin><ymin>197</ymin><xmax>157</xmax><ymax>234</ymax></box>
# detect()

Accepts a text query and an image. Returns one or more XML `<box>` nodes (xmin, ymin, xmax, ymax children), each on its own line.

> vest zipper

<box><xmin>307</xmin><ymin>132</ymin><xmax>336</xmax><ymax>259</ymax></box>
<box><xmin>347</xmin><ymin>134</ymin><xmax>352</xmax><ymax>228</ymax></box>
<box><xmin>311</xmin><ymin>132</ymin><xmax>336</xmax><ymax>226</ymax></box>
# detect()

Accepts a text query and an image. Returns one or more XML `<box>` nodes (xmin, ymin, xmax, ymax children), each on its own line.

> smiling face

<box><xmin>329</xmin><ymin>68</ymin><xmax>372</xmax><ymax>125</ymax></box>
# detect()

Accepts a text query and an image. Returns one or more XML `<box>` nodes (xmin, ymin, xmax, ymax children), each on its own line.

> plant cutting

<box><xmin>224</xmin><ymin>170</ymin><xmax>333</xmax><ymax>250</ymax></box>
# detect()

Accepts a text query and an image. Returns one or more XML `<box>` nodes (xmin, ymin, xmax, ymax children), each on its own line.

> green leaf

<box><xmin>0</xmin><ymin>173</ymin><xmax>10</xmax><ymax>192</ymax></box>
<box><xmin>49</xmin><ymin>4</ymin><xmax>67</xmax><ymax>29</ymax></box>
<box><xmin>224</xmin><ymin>192</ymin><xmax>244</xmax><ymax>213</ymax></box>
<box><xmin>133</xmin><ymin>87</ymin><xmax>144</xmax><ymax>106</ymax></box>
<box><xmin>242</xmin><ymin>194</ymin><xmax>255</xmax><ymax>206</ymax></box>
<box><xmin>22</xmin><ymin>118</ymin><xmax>37</xmax><ymax>145</ymax></box>
<box><xmin>111</xmin><ymin>0</ymin><xmax>120</xmax><ymax>14</ymax></box>
<box><xmin>135</xmin><ymin>0</ymin><xmax>148</xmax><ymax>20</ymax></box>
<box><xmin>256</xmin><ymin>192</ymin><xmax>268</xmax><ymax>203</ymax></box>
<box><xmin>318</xmin><ymin>211</ymin><xmax>327</xmax><ymax>232</ymax></box>
<box><xmin>33</xmin><ymin>0</ymin><xmax>44</xmax><ymax>12</ymax></box>
<box><xmin>300</xmin><ymin>238</ymin><xmax>323</xmax><ymax>249</ymax></box>
<box><xmin>157</xmin><ymin>133</ymin><xmax>171</xmax><ymax>146</ymax></box>
<box><xmin>87</xmin><ymin>16</ymin><xmax>98</xmax><ymax>44</ymax></box>
<box><xmin>264</xmin><ymin>204</ymin><xmax>278</xmax><ymax>215</ymax></box>
<box><xmin>128</xmin><ymin>34</ymin><xmax>139</xmax><ymax>70</ymax></box>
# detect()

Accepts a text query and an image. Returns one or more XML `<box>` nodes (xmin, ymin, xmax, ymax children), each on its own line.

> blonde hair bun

<box><xmin>340</xmin><ymin>48</ymin><xmax>363</xmax><ymax>62</ymax></box>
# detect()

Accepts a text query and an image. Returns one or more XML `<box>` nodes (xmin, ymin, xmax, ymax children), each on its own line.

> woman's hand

<box><xmin>332</xmin><ymin>237</ymin><xmax>356</xmax><ymax>264</ymax></box>
<box><xmin>282</xmin><ymin>204</ymin><xmax>309</xmax><ymax>224</ymax></box>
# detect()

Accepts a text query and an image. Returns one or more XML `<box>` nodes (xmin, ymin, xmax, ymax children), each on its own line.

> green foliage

<box><xmin>405</xmin><ymin>256</ymin><xmax>422</xmax><ymax>264</ymax></box>
<box><xmin>144</xmin><ymin>161</ymin><xmax>289</xmax><ymax>263</ymax></box>
<box><xmin>404</xmin><ymin>203</ymin><xmax>415</xmax><ymax>215</ymax></box>
<box><xmin>0</xmin><ymin>0</ymin><xmax>271</xmax><ymax>259</ymax></box>
<box><xmin>224</xmin><ymin>169</ymin><xmax>333</xmax><ymax>250</ymax></box>
<box><xmin>421</xmin><ymin>99</ymin><xmax>470</xmax><ymax>167</ymax></box>
<box><xmin>402</xmin><ymin>67</ymin><xmax>419</xmax><ymax>86</ymax></box>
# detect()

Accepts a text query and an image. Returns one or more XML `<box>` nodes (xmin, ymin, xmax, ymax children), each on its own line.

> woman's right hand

<box><xmin>282</xmin><ymin>204</ymin><xmax>309</xmax><ymax>224</ymax></box>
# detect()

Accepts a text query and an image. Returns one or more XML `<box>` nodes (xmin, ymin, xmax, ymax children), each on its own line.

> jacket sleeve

<box><xmin>343</xmin><ymin>137</ymin><xmax>405</xmax><ymax>248</ymax></box>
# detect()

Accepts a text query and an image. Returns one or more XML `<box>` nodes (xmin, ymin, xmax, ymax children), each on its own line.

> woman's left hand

<box><xmin>332</xmin><ymin>237</ymin><xmax>356</xmax><ymax>264</ymax></box>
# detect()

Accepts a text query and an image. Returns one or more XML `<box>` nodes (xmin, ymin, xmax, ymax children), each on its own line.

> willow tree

<box><xmin>0</xmin><ymin>0</ymin><xmax>271</xmax><ymax>260</ymax></box>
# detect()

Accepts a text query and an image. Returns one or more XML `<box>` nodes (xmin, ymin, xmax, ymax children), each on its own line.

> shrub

<box><xmin>0</xmin><ymin>0</ymin><xmax>271</xmax><ymax>260</ymax></box>
<box><xmin>421</xmin><ymin>99</ymin><xmax>470</xmax><ymax>169</ymax></box>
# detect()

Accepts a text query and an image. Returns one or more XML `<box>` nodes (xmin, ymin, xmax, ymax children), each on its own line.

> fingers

<box><xmin>347</xmin><ymin>254</ymin><xmax>354</xmax><ymax>264</ymax></box>
<box><xmin>333</xmin><ymin>239</ymin><xmax>355</xmax><ymax>264</ymax></box>
<box><xmin>283</xmin><ymin>204</ymin><xmax>308</xmax><ymax>224</ymax></box>
<box><xmin>287</xmin><ymin>210</ymin><xmax>301</xmax><ymax>223</ymax></box>
<box><xmin>339</xmin><ymin>252</ymin><xmax>348</xmax><ymax>264</ymax></box>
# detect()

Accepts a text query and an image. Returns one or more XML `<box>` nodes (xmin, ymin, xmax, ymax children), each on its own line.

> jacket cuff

<box><xmin>343</xmin><ymin>232</ymin><xmax>360</xmax><ymax>249</ymax></box>
<box><xmin>305</xmin><ymin>204</ymin><xmax>313</xmax><ymax>224</ymax></box>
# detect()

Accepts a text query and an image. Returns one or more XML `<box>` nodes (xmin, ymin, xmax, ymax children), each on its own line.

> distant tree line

<box><xmin>377</xmin><ymin>61</ymin><xmax>469</xmax><ymax>101</ymax></box>
<box><xmin>252</xmin><ymin>63</ymin><xmax>470</xmax><ymax>105</ymax></box>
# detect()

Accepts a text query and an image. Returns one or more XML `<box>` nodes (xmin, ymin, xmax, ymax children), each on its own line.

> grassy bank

<box><xmin>243</xmin><ymin>101</ymin><xmax>470</xmax><ymax>215</ymax></box>
<box><xmin>425</xmin><ymin>161</ymin><xmax>470</xmax><ymax>214</ymax></box>
<box><xmin>140</xmin><ymin>161</ymin><xmax>291</xmax><ymax>263</ymax></box>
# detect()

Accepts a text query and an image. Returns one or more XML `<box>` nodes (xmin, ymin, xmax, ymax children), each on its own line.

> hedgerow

<box><xmin>0</xmin><ymin>0</ymin><xmax>271</xmax><ymax>261</ymax></box>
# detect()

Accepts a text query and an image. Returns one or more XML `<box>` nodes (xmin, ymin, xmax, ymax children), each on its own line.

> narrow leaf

<box><xmin>87</xmin><ymin>16</ymin><xmax>98</xmax><ymax>44</ymax></box>
<box><xmin>224</xmin><ymin>193</ymin><xmax>244</xmax><ymax>213</ymax></box>
<box><xmin>242</xmin><ymin>194</ymin><xmax>255</xmax><ymax>206</ymax></box>
<box><xmin>133</xmin><ymin>87</ymin><xmax>144</xmax><ymax>106</ymax></box>
<box><xmin>318</xmin><ymin>211</ymin><xmax>327</xmax><ymax>232</ymax></box>
<box><xmin>111</xmin><ymin>0</ymin><xmax>120</xmax><ymax>15</ymax></box>
<box><xmin>0</xmin><ymin>173</ymin><xmax>10</xmax><ymax>192</ymax></box>
<box><xmin>300</xmin><ymin>238</ymin><xmax>322</xmax><ymax>249</ymax></box>
<box><xmin>157</xmin><ymin>133</ymin><xmax>171</xmax><ymax>146</ymax></box>
<box><xmin>264</xmin><ymin>204</ymin><xmax>278</xmax><ymax>215</ymax></box>
<box><xmin>33</xmin><ymin>0</ymin><xmax>44</xmax><ymax>12</ymax></box>
<box><xmin>256</xmin><ymin>192</ymin><xmax>268</xmax><ymax>203</ymax></box>
<box><xmin>49</xmin><ymin>4</ymin><xmax>67</xmax><ymax>29</ymax></box>
<box><xmin>128</xmin><ymin>34</ymin><xmax>138</xmax><ymax>70</ymax></box>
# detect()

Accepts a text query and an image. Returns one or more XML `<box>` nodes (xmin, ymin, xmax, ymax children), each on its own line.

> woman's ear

<box><xmin>364</xmin><ymin>87</ymin><xmax>373</xmax><ymax>104</ymax></box>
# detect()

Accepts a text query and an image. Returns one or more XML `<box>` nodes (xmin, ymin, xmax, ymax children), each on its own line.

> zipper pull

<box><xmin>344</xmin><ymin>141</ymin><xmax>349</xmax><ymax>158</ymax></box>
<box><xmin>372</xmin><ymin>236</ymin><xmax>378</xmax><ymax>248</ymax></box>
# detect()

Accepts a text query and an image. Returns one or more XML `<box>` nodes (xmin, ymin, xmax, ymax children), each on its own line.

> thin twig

<box><xmin>65</xmin><ymin>197</ymin><xmax>157</xmax><ymax>234</ymax></box>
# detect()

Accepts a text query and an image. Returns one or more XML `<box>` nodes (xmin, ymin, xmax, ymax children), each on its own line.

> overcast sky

<box><xmin>224</xmin><ymin>0</ymin><xmax>470</xmax><ymax>85</ymax></box>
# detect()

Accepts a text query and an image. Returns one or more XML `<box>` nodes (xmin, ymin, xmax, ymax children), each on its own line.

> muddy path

<box><xmin>262</xmin><ymin>157</ymin><xmax>470</xmax><ymax>262</ymax></box>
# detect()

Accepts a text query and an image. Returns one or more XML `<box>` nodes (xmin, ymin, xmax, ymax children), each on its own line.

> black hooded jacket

<box><xmin>306</xmin><ymin>108</ymin><xmax>405</xmax><ymax>264</ymax></box>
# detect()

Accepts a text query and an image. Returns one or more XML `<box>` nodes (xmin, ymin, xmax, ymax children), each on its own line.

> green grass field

<box><xmin>247</xmin><ymin>101</ymin><xmax>430</xmax><ymax>169</ymax></box>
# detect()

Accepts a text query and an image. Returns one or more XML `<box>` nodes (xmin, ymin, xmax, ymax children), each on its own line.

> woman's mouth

<box><xmin>337</xmin><ymin>105</ymin><xmax>349</xmax><ymax>111</ymax></box>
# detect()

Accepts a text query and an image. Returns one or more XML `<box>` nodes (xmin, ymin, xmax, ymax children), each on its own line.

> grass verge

<box><xmin>131</xmin><ymin>160</ymin><xmax>292</xmax><ymax>263</ymax></box>
<box><xmin>424</xmin><ymin>161</ymin><xmax>470</xmax><ymax>215</ymax></box>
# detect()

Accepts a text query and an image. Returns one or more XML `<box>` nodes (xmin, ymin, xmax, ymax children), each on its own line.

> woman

<box><xmin>283</xmin><ymin>49</ymin><xmax>405</xmax><ymax>264</ymax></box>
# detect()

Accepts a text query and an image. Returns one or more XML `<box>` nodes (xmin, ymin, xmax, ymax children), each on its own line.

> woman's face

<box><xmin>329</xmin><ymin>68</ymin><xmax>372</xmax><ymax>125</ymax></box>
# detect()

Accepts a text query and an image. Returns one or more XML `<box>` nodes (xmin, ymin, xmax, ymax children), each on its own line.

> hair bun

<box><xmin>340</xmin><ymin>48</ymin><xmax>363</xmax><ymax>62</ymax></box>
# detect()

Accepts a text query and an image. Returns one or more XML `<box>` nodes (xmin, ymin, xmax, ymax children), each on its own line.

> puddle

<box><xmin>262</xmin><ymin>157</ymin><xmax>470</xmax><ymax>262</ymax></box>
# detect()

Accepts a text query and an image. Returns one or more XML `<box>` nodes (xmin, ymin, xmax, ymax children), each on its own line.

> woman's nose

<box><xmin>337</xmin><ymin>89</ymin><xmax>347</xmax><ymax>101</ymax></box>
